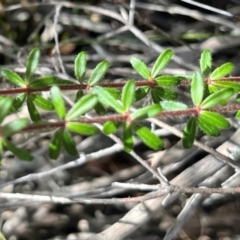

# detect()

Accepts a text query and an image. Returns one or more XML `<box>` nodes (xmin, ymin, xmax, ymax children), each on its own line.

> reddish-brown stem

<box><xmin>159</xmin><ymin>108</ymin><xmax>198</xmax><ymax>117</ymax></box>
<box><xmin>23</xmin><ymin>121</ymin><xmax>65</xmax><ymax>131</ymax></box>
<box><xmin>21</xmin><ymin>104</ymin><xmax>240</xmax><ymax>133</ymax></box>
<box><xmin>0</xmin><ymin>81</ymin><xmax>155</xmax><ymax>95</ymax></box>
<box><xmin>1</xmin><ymin>77</ymin><xmax>240</xmax><ymax>95</ymax></box>
<box><xmin>210</xmin><ymin>104</ymin><xmax>240</xmax><ymax>113</ymax></box>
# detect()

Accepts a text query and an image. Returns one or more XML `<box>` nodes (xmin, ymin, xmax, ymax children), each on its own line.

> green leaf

<box><xmin>191</xmin><ymin>71</ymin><xmax>205</xmax><ymax>106</ymax></box>
<box><xmin>151</xmin><ymin>88</ymin><xmax>162</xmax><ymax>103</ymax></box>
<box><xmin>200</xmin><ymin>49</ymin><xmax>212</xmax><ymax>76</ymax></box>
<box><xmin>105</xmin><ymin>88</ymin><xmax>121</xmax><ymax>99</ymax></box>
<box><xmin>208</xmin><ymin>84</ymin><xmax>218</xmax><ymax>93</ymax></box>
<box><xmin>210</xmin><ymin>62</ymin><xmax>234</xmax><ymax>80</ymax></box>
<box><xmin>0</xmin><ymin>97</ymin><xmax>13</xmax><ymax>123</ymax></box>
<box><xmin>121</xmin><ymin>80</ymin><xmax>135</xmax><ymax>111</ymax></box>
<box><xmin>88</xmin><ymin>60</ymin><xmax>109</xmax><ymax>86</ymax></box>
<box><xmin>151</xmin><ymin>49</ymin><xmax>173</xmax><ymax>78</ymax></box>
<box><xmin>151</xmin><ymin>87</ymin><xmax>178</xmax><ymax>103</ymax></box>
<box><xmin>75</xmin><ymin>90</ymin><xmax>84</xmax><ymax>102</ymax></box>
<box><xmin>2</xmin><ymin>118</ymin><xmax>29</xmax><ymax>137</ymax></box>
<box><xmin>25</xmin><ymin>48</ymin><xmax>40</xmax><ymax>82</ymax></box>
<box><xmin>4</xmin><ymin>139</ymin><xmax>33</xmax><ymax>161</ymax></box>
<box><xmin>51</xmin><ymin>86</ymin><xmax>66</xmax><ymax>119</ymax></box>
<box><xmin>31</xmin><ymin>94</ymin><xmax>54</xmax><ymax>111</ymax></box>
<box><xmin>133</xmin><ymin>125</ymin><xmax>163</xmax><ymax>150</ymax></box>
<box><xmin>130</xmin><ymin>57</ymin><xmax>151</xmax><ymax>80</ymax></box>
<box><xmin>236</xmin><ymin>110</ymin><xmax>240</xmax><ymax>119</ymax></box>
<box><xmin>103</xmin><ymin>121</ymin><xmax>121</xmax><ymax>135</ymax></box>
<box><xmin>160</xmin><ymin>88</ymin><xmax>178</xmax><ymax>100</ymax></box>
<box><xmin>135</xmin><ymin>86</ymin><xmax>149</xmax><ymax>101</ymax></box>
<box><xmin>62</xmin><ymin>129</ymin><xmax>78</xmax><ymax>156</ymax></box>
<box><xmin>27</xmin><ymin>98</ymin><xmax>41</xmax><ymax>122</ymax></box>
<box><xmin>67</xmin><ymin>122</ymin><xmax>98</xmax><ymax>135</ymax></box>
<box><xmin>198</xmin><ymin>114</ymin><xmax>220</xmax><ymax>136</ymax></box>
<box><xmin>92</xmin><ymin>86</ymin><xmax>124</xmax><ymax>113</ymax></box>
<box><xmin>1</xmin><ymin>68</ymin><xmax>25</xmax><ymax>87</ymax></box>
<box><xmin>29</xmin><ymin>76</ymin><xmax>55</xmax><ymax>89</ymax></box>
<box><xmin>94</xmin><ymin>102</ymin><xmax>106</xmax><ymax>115</ymax></box>
<box><xmin>75</xmin><ymin>51</ymin><xmax>87</xmax><ymax>83</ymax></box>
<box><xmin>200</xmin><ymin>111</ymin><xmax>230</xmax><ymax>129</ymax></box>
<box><xmin>182</xmin><ymin>118</ymin><xmax>197</xmax><ymax>148</ymax></box>
<box><xmin>155</xmin><ymin>75</ymin><xmax>180</xmax><ymax>86</ymax></box>
<box><xmin>11</xmin><ymin>93</ymin><xmax>26</xmax><ymax>112</ymax></box>
<box><xmin>123</xmin><ymin>123</ymin><xmax>133</xmax><ymax>152</ymax></box>
<box><xmin>160</xmin><ymin>100</ymin><xmax>188</xmax><ymax>110</ymax></box>
<box><xmin>201</xmin><ymin>88</ymin><xmax>234</xmax><ymax>109</ymax></box>
<box><xmin>66</xmin><ymin>94</ymin><xmax>98</xmax><ymax>120</ymax></box>
<box><xmin>49</xmin><ymin>130</ymin><xmax>62</xmax><ymax>159</ymax></box>
<box><xmin>131</xmin><ymin>104</ymin><xmax>162</xmax><ymax>120</ymax></box>
<box><xmin>212</xmin><ymin>81</ymin><xmax>240</xmax><ymax>92</ymax></box>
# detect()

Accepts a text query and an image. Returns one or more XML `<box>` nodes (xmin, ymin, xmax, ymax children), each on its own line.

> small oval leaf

<box><xmin>182</xmin><ymin>118</ymin><xmax>197</xmax><ymax>148</ymax></box>
<box><xmin>200</xmin><ymin>111</ymin><xmax>230</xmax><ymax>129</ymax></box>
<box><xmin>11</xmin><ymin>93</ymin><xmax>26</xmax><ymax>112</ymax></box>
<box><xmin>135</xmin><ymin>86</ymin><xmax>150</xmax><ymax>102</ymax></box>
<box><xmin>208</xmin><ymin>84</ymin><xmax>219</xmax><ymax>94</ymax></box>
<box><xmin>75</xmin><ymin>51</ymin><xmax>87</xmax><ymax>83</ymax></box>
<box><xmin>151</xmin><ymin>49</ymin><xmax>173</xmax><ymax>78</ymax></box>
<box><xmin>201</xmin><ymin>88</ymin><xmax>234</xmax><ymax>109</ymax></box>
<box><xmin>49</xmin><ymin>130</ymin><xmax>62</xmax><ymax>159</ymax></box>
<box><xmin>105</xmin><ymin>88</ymin><xmax>121</xmax><ymax>99</ymax></box>
<box><xmin>131</xmin><ymin>104</ymin><xmax>162</xmax><ymax>120</ymax></box>
<box><xmin>133</xmin><ymin>124</ymin><xmax>163</xmax><ymax>150</ymax></box>
<box><xmin>212</xmin><ymin>81</ymin><xmax>240</xmax><ymax>93</ymax></box>
<box><xmin>51</xmin><ymin>86</ymin><xmax>66</xmax><ymax>119</ymax></box>
<box><xmin>198</xmin><ymin>115</ymin><xmax>220</xmax><ymax>136</ymax></box>
<box><xmin>94</xmin><ymin>102</ymin><xmax>106</xmax><ymax>115</ymax></box>
<box><xmin>151</xmin><ymin>87</ymin><xmax>178</xmax><ymax>103</ymax></box>
<box><xmin>121</xmin><ymin>80</ymin><xmax>136</xmax><ymax>111</ymax></box>
<box><xmin>0</xmin><ymin>97</ymin><xmax>13</xmax><ymax>123</ymax></box>
<box><xmin>88</xmin><ymin>60</ymin><xmax>109</xmax><ymax>86</ymax></box>
<box><xmin>123</xmin><ymin>123</ymin><xmax>133</xmax><ymax>152</ymax></box>
<box><xmin>236</xmin><ymin>110</ymin><xmax>240</xmax><ymax>119</ymax></box>
<box><xmin>191</xmin><ymin>71</ymin><xmax>205</xmax><ymax>106</ymax></box>
<box><xmin>130</xmin><ymin>57</ymin><xmax>151</xmax><ymax>80</ymax></box>
<box><xmin>25</xmin><ymin>48</ymin><xmax>40</xmax><ymax>82</ymax></box>
<box><xmin>29</xmin><ymin>76</ymin><xmax>55</xmax><ymax>89</ymax></box>
<box><xmin>31</xmin><ymin>94</ymin><xmax>54</xmax><ymax>111</ymax></box>
<box><xmin>155</xmin><ymin>75</ymin><xmax>180</xmax><ymax>86</ymax></box>
<box><xmin>66</xmin><ymin>94</ymin><xmax>98</xmax><ymax>120</ymax></box>
<box><xmin>75</xmin><ymin>90</ymin><xmax>84</xmax><ymax>102</ymax></box>
<box><xmin>4</xmin><ymin>139</ymin><xmax>33</xmax><ymax>161</ymax></box>
<box><xmin>3</xmin><ymin>118</ymin><xmax>29</xmax><ymax>137</ymax></box>
<box><xmin>160</xmin><ymin>100</ymin><xmax>188</xmax><ymax>111</ymax></box>
<box><xmin>210</xmin><ymin>62</ymin><xmax>234</xmax><ymax>80</ymax></box>
<box><xmin>67</xmin><ymin>122</ymin><xmax>98</xmax><ymax>135</ymax></box>
<box><xmin>151</xmin><ymin>88</ymin><xmax>162</xmax><ymax>103</ymax></box>
<box><xmin>1</xmin><ymin>68</ymin><xmax>25</xmax><ymax>87</ymax></box>
<box><xmin>103</xmin><ymin>121</ymin><xmax>121</xmax><ymax>135</ymax></box>
<box><xmin>62</xmin><ymin>129</ymin><xmax>78</xmax><ymax>156</ymax></box>
<box><xmin>92</xmin><ymin>86</ymin><xmax>124</xmax><ymax>114</ymax></box>
<box><xmin>200</xmin><ymin>49</ymin><xmax>212</xmax><ymax>77</ymax></box>
<box><xmin>27</xmin><ymin>98</ymin><xmax>41</xmax><ymax>122</ymax></box>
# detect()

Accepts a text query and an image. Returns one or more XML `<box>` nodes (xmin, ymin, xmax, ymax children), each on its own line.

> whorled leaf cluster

<box><xmin>0</xmin><ymin>48</ymin><xmax>239</xmax><ymax>160</ymax></box>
